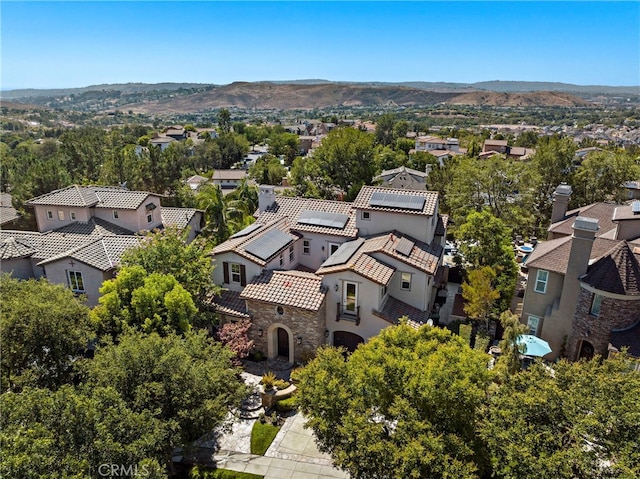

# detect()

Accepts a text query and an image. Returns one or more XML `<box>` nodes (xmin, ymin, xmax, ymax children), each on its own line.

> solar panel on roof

<box><xmin>297</xmin><ymin>210</ymin><xmax>349</xmax><ymax>229</ymax></box>
<box><xmin>230</xmin><ymin>222</ymin><xmax>263</xmax><ymax>238</ymax></box>
<box><xmin>369</xmin><ymin>192</ymin><xmax>426</xmax><ymax>211</ymax></box>
<box><xmin>395</xmin><ymin>237</ymin><xmax>415</xmax><ymax>256</ymax></box>
<box><xmin>321</xmin><ymin>238</ymin><xmax>365</xmax><ymax>268</ymax></box>
<box><xmin>244</xmin><ymin>229</ymin><xmax>293</xmax><ymax>261</ymax></box>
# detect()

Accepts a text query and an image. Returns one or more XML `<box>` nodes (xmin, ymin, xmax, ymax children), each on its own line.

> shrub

<box><xmin>459</xmin><ymin>323</ymin><xmax>472</xmax><ymax>346</ymax></box>
<box><xmin>273</xmin><ymin>379</ymin><xmax>290</xmax><ymax>390</ymax></box>
<box><xmin>275</xmin><ymin>396</ymin><xmax>297</xmax><ymax>413</ymax></box>
<box><xmin>260</xmin><ymin>371</ymin><xmax>276</xmax><ymax>390</ymax></box>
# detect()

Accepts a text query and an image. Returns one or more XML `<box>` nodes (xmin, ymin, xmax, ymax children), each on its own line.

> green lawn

<box><xmin>250</xmin><ymin>421</ymin><xmax>281</xmax><ymax>455</ymax></box>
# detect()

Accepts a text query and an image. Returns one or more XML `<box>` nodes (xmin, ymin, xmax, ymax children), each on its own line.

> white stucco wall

<box><xmin>295</xmin><ymin>232</ymin><xmax>352</xmax><ymax>271</ymax></box>
<box><xmin>34</xmin><ymin>206</ymin><xmax>91</xmax><ymax>232</ymax></box>
<box><xmin>1</xmin><ymin>258</ymin><xmax>35</xmax><ymax>280</ymax></box>
<box><xmin>355</xmin><ymin>209</ymin><xmax>435</xmax><ymax>244</ymax></box>
<box><xmin>212</xmin><ymin>252</ymin><xmax>263</xmax><ymax>292</ymax></box>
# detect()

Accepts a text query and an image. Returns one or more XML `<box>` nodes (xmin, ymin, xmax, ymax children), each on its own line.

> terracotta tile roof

<box><xmin>549</xmin><ymin>203</ymin><xmax>619</xmax><ymax>237</ymax></box>
<box><xmin>209</xmin><ymin>290</ymin><xmax>249</xmax><ymax>318</ymax></box>
<box><xmin>240</xmin><ymin>270</ymin><xmax>327</xmax><ymax>311</ymax></box>
<box><xmin>0</xmin><ymin>237</ymin><xmax>37</xmax><ymax>260</ymax></box>
<box><xmin>581</xmin><ymin>241</ymin><xmax>640</xmax><ymax>295</ymax></box>
<box><xmin>161</xmin><ymin>207</ymin><xmax>200</xmax><ymax>229</ymax></box>
<box><xmin>352</xmin><ymin>186</ymin><xmax>438</xmax><ymax>217</ymax></box>
<box><xmin>372</xmin><ymin>295</ymin><xmax>429</xmax><ymax>329</ymax></box>
<box><xmin>525</xmin><ymin>236</ymin><xmax>622</xmax><ymax>275</ymax></box>
<box><xmin>26</xmin><ymin>185</ymin><xmax>158</xmax><ymax>210</ymax></box>
<box><xmin>316</xmin><ymin>231</ymin><xmax>441</xmax><ymax>283</ymax></box>
<box><xmin>212</xmin><ymin>218</ymin><xmax>299</xmax><ymax>266</ymax></box>
<box><xmin>484</xmin><ymin>139</ymin><xmax>508</xmax><ymax>146</ymax></box>
<box><xmin>258</xmin><ymin>196</ymin><xmax>357</xmax><ymax>238</ymax></box>
<box><xmin>0</xmin><ymin>193</ymin><xmax>20</xmax><ymax>225</ymax></box>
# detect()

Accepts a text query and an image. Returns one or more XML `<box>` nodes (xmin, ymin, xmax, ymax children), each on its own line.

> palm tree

<box><xmin>195</xmin><ymin>184</ymin><xmax>229</xmax><ymax>245</ymax></box>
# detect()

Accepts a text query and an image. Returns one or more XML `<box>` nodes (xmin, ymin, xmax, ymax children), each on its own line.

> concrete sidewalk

<box><xmin>214</xmin><ymin>413</ymin><xmax>348</xmax><ymax>478</ymax></box>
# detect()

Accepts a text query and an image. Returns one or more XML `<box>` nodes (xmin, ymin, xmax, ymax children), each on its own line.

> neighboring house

<box><xmin>211</xmin><ymin>185</ymin><xmax>447</xmax><ymax>363</ymax></box>
<box><xmin>574</xmin><ymin>146</ymin><xmax>603</xmax><ymax>162</ymax></box>
<box><xmin>482</xmin><ymin>139</ymin><xmax>508</xmax><ymax>154</ymax></box>
<box><xmin>0</xmin><ymin>192</ymin><xmax>21</xmax><ymax>227</ymax></box>
<box><xmin>481</xmin><ymin>140</ymin><xmax>534</xmax><ymax>160</ymax></box>
<box><xmin>0</xmin><ymin>185</ymin><xmax>203</xmax><ymax>306</ymax></box>
<box><xmin>164</xmin><ymin>126</ymin><xmax>187</xmax><ymax>140</ymax></box>
<box><xmin>374</xmin><ymin>166</ymin><xmax>428</xmax><ymax>191</ymax></box>
<box><xmin>211</xmin><ymin>170</ymin><xmax>248</xmax><ymax>190</ymax></box>
<box><xmin>520</xmin><ymin>184</ymin><xmax>640</xmax><ymax>360</ymax></box>
<box><xmin>186</xmin><ymin>175</ymin><xmax>210</xmax><ymax>191</ymax></box>
<box><xmin>624</xmin><ymin>180</ymin><xmax>640</xmax><ymax>200</ymax></box>
<box><xmin>149</xmin><ymin>136</ymin><xmax>176</xmax><ymax>151</ymax></box>
<box><xmin>413</xmin><ymin>136</ymin><xmax>462</xmax><ymax>166</ymax></box>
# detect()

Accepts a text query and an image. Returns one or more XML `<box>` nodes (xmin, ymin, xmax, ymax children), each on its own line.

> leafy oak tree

<box><xmin>481</xmin><ymin>355</ymin><xmax>640</xmax><ymax>478</ymax></box>
<box><xmin>296</xmin><ymin>323</ymin><xmax>493</xmax><ymax>479</ymax></box>
<box><xmin>0</xmin><ymin>275</ymin><xmax>93</xmax><ymax>391</ymax></box>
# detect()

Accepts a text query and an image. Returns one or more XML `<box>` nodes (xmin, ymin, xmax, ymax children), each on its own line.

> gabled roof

<box><xmin>581</xmin><ymin>241</ymin><xmax>640</xmax><ymax>295</ymax></box>
<box><xmin>352</xmin><ymin>186</ymin><xmax>438</xmax><ymax>217</ymax></box>
<box><xmin>375</xmin><ymin>165</ymin><xmax>428</xmax><ymax>180</ymax></box>
<box><xmin>26</xmin><ymin>185</ymin><xmax>158</xmax><ymax>210</ymax></box>
<box><xmin>525</xmin><ymin>236</ymin><xmax>623</xmax><ymax>275</ymax></box>
<box><xmin>212</xmin><ymin>218</ymin><xmax>300</xmax><ymax>266</ymax></box>
<box><xmin>37</xmin><ymin>235</ymin><xmax>141</xmax><ymax>271</ymax></box>
<box><xmin>161</xmin><ymin>207</ymin><xmax>200</xmax><ymax>229</ymax></box>
<box><xmin>55</xmin><ymin>217</ymin><xmax>134</xmax><ymax>235</ymax></box>
<box><xmin>549</xmin><ymin>203</ymin><xmax>619</xmax><ymax>238</ymax></box>
<box><xmin>211</xmin><ymin>170</ymin><xmax>248</xmax><ymax>181</ymax></box>
<box><xmin>240</xmin><ymin>270</ymin><xmax>327</xmax><ymax>311</ymax></box>
<box><xmin>316</xmin><ymin>231</ymin><xmax>442</xmax><ymax>283</ymax></box>
<box><xmin>258</xmin><ymin>196</ymin><xmax>357</xmax><ymax>238</ymax></box>
<box><xmin>0</xmin><ymin>192</ymin><xmax>20</xmax><ymax>225</ymax></box>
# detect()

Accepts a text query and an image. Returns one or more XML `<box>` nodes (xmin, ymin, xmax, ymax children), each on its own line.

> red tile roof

<box><xmin>240</xmin><ymin>270</ymin><xmax>327</xmax><ymax>311</ymax></box>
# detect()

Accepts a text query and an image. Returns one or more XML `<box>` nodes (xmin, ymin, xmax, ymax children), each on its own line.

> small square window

<box><xmin>279</xmin><ymin>253</ymin><xmax>284</xmax><ymax>267</ymax></box>
<box><xmin>230</xmin><ymin>263</ymin><xmax>241</xmax><ymax>283</ymax></box>
<box><xmin>67</xmin><ymin>271</ymin><xmax>85</xmax><ymax>292</ymax></box>
<box><xmin>527</xmin><ymin>316</ymin><xmax>540</xmax><ymax>336</ymax></box>
<box><xmin>401</xmin><ymin>272</ymin><xmax>412</xmax><ymax>291</ymax></box>
<box><xmin>70</xmin><ymin>212</ymin><xmax>76</xmax><ymax>220</ymax></box>
<box><xmin>147</xmin><ymin>213</ymin><xmax>153</xmax><ymax>223</ymax></box>
<box><xmin>362</xmin><ymin>211</ymin><xmax>370</xmax><ymax>220</ymax></box>
<box><xmin>46</xmin><ymin>210</ymin><xmax>53</xmax><ymax>219</ymax></box>
<box><xmin>57</xmin><ymin>210</ymin><xmax>65</xmax><ymax>221</ymax></box>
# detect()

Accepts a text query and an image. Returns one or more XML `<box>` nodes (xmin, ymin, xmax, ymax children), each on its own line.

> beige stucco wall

<box><xmin>93</xmin><ymin>196</ymin><xmax>162</xmax><ymax>233</ymax></box>
<box><xmin>1</xmin><ymin>258</ymin><xmax>35</xmax><ymax>279</ymax></box>
<box><xmin>34</xmin><ymin>206</ymin><xmax>91</xmax><ymax>232</ymax></box>
<box><xmin>295</xmin><ymin>232</ymin><xmax>352</xmax><ymax>272</ymax></box>
<box><xmin>355</xmin><ymin>209</ymin><xmax>435</xmax><ymax>244</ymax></box>
<box><xmin>521</xmin><ymin>267</ymin><xmax>565</xmax><ymax>320</ymax></box>
<box><xmin>41</xmin><ymin>259</ymin><xmax>110</xmax><ymax>307</ymax></box>
<box><xmin>212</xmin><ymin>252</ymin><xmax>263</xmax><ymax>292</ymax></box>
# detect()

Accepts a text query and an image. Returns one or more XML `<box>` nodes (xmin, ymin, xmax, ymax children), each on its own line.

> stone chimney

<box><xmin>557</xmin><ymin>216</ymin><xmax>599</xmax><ymax>321</ymax></box>
<box><xmin>258</xmin><ymin>185</ymin><xmax>276</xmax><ymax>213</ymax></box>
<box><xmin>550</xmin><ymin>183</ymin><xmax>573</xmax><ymax>224</ymax></box>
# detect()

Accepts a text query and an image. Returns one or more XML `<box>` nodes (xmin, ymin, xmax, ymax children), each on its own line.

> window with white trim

<box><xmin>303</xmin><ymin>240</ymin><xmax>310</xmax><ymax>255</ymax></box>
<box><xmin>362</xmin><ymin>211</ymin><xmax>370</xmax><ymax>220</ymax></box>
<box><xmin>534</xmin><ymin>269</ymin><xmax>548</xmax><ymax>294</ymax></box>
<box><xmin>46</xmin><ymin>210</ymin><xmax>53</xmax><ymax>219</ymax></box>
<box><xmin>401</xmin><ymin>272</ymin><xmax>412</xmax><ymax>291</ymax></box>
<box><xmin>70</xmin><ymin>212</ymin><xmax>76</xmax><ymax>220</ymax></box>
<box><xmin>67</xmin><ymin>271</ymin><xmax>85</xmax><ymax>292</ymax></box>
<box><xmin>343</xmin><ymin>282</ymin><xmax>358</xmax><ymax>314</ymax></box>
<box><xmin>590</xmin><ymin>294</ymin><xmax>603</xmax><ymax>316</ymax></box>
<box><xmin>57</xmin><ymin>210</ymin><xmax>65</xmax><ymax>221</ymax></box>
<box><xmin>230</xmin><ymin>263</ymin><xmax>242</xmax><ymax>284</ymax></box>
<box><xmin>527</xmin><ymin>315</ymin><xmax>540</xmax><ymax>336</ymax></box>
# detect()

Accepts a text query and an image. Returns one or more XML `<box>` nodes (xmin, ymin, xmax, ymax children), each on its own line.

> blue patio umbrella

<box><xmin>516</xmin><ymin>335</ymin><xmax>552</xmax><ymax>357</ymax></box>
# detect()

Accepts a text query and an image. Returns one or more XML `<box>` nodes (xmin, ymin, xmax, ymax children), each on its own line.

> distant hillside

<box><xmin>1</xmin><ymin>82</ymin><xmax>210</xmax><ymax>100</ymax></box>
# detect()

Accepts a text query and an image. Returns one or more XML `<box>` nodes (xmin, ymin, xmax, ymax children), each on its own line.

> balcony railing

<box><xmin>336</xmin><ymin>302</ymin><xmax>360</xmax><ymax>325</ymax></box>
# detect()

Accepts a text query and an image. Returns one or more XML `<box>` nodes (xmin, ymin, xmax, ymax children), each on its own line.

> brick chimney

<box><xmin>550</xmin><ymin>183</ymin><xmax>573</xmax><ymax>224</ymax></box>
<box><xmin>258</xmin><ymin>185</ymin><xmax>276</xmax><ymax>213</ymax></box>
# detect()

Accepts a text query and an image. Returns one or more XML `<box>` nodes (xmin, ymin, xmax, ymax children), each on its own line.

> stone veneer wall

<box><xmin>567</xmin><ymin>288</ymin><xmax>640</xmax><ymax>360</ymax></box>
<box><xmin>245</xmin><ymin>298</ymin><xmax>327</xmax><ymax>363</ymax></box>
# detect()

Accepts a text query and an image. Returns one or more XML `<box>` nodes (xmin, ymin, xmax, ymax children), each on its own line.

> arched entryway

<box><xmin>333</xmin><ymin>331</ymin><xmax>364</xmax><ymax>353</ymax></box>
<box><xmin>577</xmin><ymin>340</ymin><xmax>595</xmax><ymax>360</ymax></box>
<box><xmin>267</xmin><ymin>323</ymin><xmax>294</xmax><ymax>364</ymax></box>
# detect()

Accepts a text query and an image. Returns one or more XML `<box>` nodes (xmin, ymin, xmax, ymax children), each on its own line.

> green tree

<box><xmin>296</xmin><ymin>323</ymin><xmax>493</xmax><ymax>479</ymax></box>
<box><xmin>0</xmin><ymin>385</ymin><xmax>166</xmax><ymax>478</ymax></box>
<box><xmin>120</xmin><ymin>227</ymin><xmax>216</xmax><ymax>307</ymax></box>
<box><xmin>85</xmin><ymin>330</ymin><xmax>249</xmax><ymax>446</ymax></box>
<box><xmin>217</xmin><ymin>108</ymin><xmax>231</xmax><ymax>134</ymax></box>
<box><xmin>268</xmin><ymin>132</ymin><xmax>300</xmax><ymax>166</ymax></box>
<box><xmin>375</xmin><ymin>113</ymin><xmax>397</xmax><ymax>146</ymax></box>
<box><xmin>196</xmin><ymin>183</ymin><xmax>230</xmax><ymax>243</ymax></box>
<box><xmin>573</xmin><ymin>150</ymin><xmax>640</xmax><ymax>205</ymax></box>
<box><xmin>495</xmin><ymin>311</ymin><xmax>527</xmax><ymax>378</ymax></box>
<box><xmin>0</xmin><ymin>276</ymin><xmax>93</xmax><ymax>391</ymax></box>
<box><xmin>91</xmin><ymin>266</ymin><xmax>198</xmax><ymax>338</ymax></box>
<box><xmin>248</xmin><ymin>155</ymin><xmax>287</xmax><ymax>185</ymax></box>
<box><xmin>462</xmin><ymin>266</ymin><xmax>501</xmax><ymax>328</ymax></box>
<box><xmin>481</xmin><ymin>355</ymin><xmax>640</xmax><ymax>478</ymax></box>
<box><xmin>456</xmin><ymin>210</ymin><xmax>518</xmax><ymax>314</ymax></box>
<box><xmin>215</xmin><ymin>133</ymin><xmax>249</xmax><ymax>169</ymax></box>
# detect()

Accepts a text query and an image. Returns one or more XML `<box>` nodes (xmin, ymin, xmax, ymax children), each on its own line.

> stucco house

<box><xmin>0</xmin><ymin>185</ymin><xmax>203</xmax><ymax>306</ymax></box>
<box><xmin>210</xmin><ymin>185</ymin><xmax>447</xmax><ymax>363</ymax></box>
<box><xmin>374</xmin><ymin>166</ymin><xmax>428</xmax><ymax>191</ymax></box>
<box><xmin>520</xmin><ymin>184</ymin><xmax>640</xmax><ymax>360</ymax></box>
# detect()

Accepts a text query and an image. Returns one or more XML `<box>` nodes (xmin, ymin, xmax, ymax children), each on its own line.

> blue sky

<box><xmin>1</xmin><ymin>1</ymin><xmax>639</xmax><ymax>90</ymax></box>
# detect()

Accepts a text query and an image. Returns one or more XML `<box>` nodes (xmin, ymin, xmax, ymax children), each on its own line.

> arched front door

<box><xmin>333</xmin><ymin>331</ymin><xmax>364</xmax><ymax>353</ymax></box>
<box><xmin>277</xmin><ymin>327</ymin><xmax>289</xmax><ymax>358</ymax></box>
<box><xmin>578</xmin><ymin>340</ymin><xmax>595</xmax><ymax>360</ymax></box>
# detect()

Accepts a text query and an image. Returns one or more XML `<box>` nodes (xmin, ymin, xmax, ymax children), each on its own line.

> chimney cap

<box><xmin>573</xmin><ymin>216</ymin><xmax>599</xmax><ymax>232</ymax></box>
<box><xmin>554</xmin><ymin>183</ymin><xmax>573</xmax><ymax>196</ymax></box>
